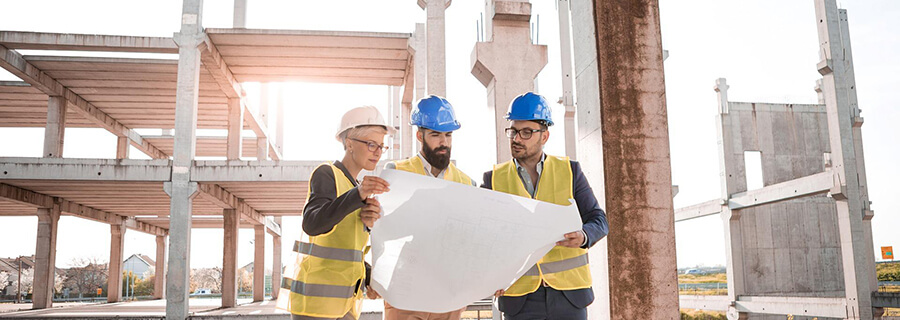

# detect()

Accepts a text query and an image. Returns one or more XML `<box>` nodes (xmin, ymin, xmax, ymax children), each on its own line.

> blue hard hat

<box><xmin>410</xmin><ymin>95</ymin><xmax>461</xmax><ymax>132</ymax></box>
<box><xmin>505</xmin><ymin>92</ymin><xmax>554</xmax><ymax>126</ymax></box>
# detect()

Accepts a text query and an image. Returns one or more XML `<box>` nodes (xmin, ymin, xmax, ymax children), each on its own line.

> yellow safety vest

<box><xmin>279</xmin><ymin>163</ymin><xmax>367</xmax><ymax>319</ymax></box>
<box><xmin>392</xmin><ymin>156</ymin><xmax>473</xmax><ymax>186</ymax></box>
<box><xmin>492</xmin><ymin>155</ymin><xmax>592</xmax><ymax>296</ymax></box>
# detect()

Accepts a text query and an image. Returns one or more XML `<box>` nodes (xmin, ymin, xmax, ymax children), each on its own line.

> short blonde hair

<box><xmin>340</xmin><ymin>125</ymin><xmax>388</xmax><ymax>150</ymax></box>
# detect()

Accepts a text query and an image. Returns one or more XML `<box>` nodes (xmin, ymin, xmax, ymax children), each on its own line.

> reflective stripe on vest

<box><xmin>294</xmin><ymin>241</ymin><xmax>363</xmax><ymax>262</ymax></box>
<box><xmin>276</xmin><ymin>163</ymin><xmax>366</xmax><ymax>319</ymax></box>
<box><xmin>392</xmin><ymin>156</ymin><xmax>473</xmax><ymax>186</ymax></box>
<box><xmin>492</xmin><ymin>155</ymin><xmax>593</xmax><ymax>296</ymax></box>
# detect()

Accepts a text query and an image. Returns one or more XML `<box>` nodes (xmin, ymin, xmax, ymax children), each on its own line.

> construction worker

<box><xmin>482</xmin><ymin>92</ymin><xmax>608</xmax><ymax>320</ymax></box>
<box><xmin>381</xmin><ymin>95</ymin><xmax>475</xmax><ymax>320</ymax></box>
<box><xmin>283</xmin><ymin>106</ymin><xmax>393</xmax><ymax>320</ymax></box>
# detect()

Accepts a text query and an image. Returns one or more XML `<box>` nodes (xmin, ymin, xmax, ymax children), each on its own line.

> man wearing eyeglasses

<box><xmin>381</xmin><ymin>95</ymin><xmax>475</xmax><ymax>320</ymax></box>
<box><xmin>482</xmin><ymin>92</ymin><xmax>608</xmax><ymax>320</ymax></box>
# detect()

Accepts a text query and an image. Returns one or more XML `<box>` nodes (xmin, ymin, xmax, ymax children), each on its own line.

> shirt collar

<box><xmin>513</xmin><ymin>153</ymin><xmax>547</xmax><ymax>176</ymax></box>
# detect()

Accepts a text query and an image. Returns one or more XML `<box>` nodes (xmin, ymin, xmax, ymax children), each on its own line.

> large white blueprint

<box><xmin>370</xmin><ymin>169</ymin><xmax>582</xmax><ymax>313</ymax></box>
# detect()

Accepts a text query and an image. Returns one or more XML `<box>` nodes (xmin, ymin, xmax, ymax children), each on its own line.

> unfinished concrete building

<box><xmin>675</xmin><ymin>3</ymin><xmax>890</xmax><ymax>319</ymax></box>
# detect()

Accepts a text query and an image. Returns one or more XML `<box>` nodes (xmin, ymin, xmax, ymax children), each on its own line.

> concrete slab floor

<box><xmin>0</xmin><ymin>298</ymin><xmax>388</xmax><ymax>319</ymax></box>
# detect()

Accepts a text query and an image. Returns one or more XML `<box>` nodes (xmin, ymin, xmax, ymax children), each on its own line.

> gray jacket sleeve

<box><xmin>301</xmin><ymin>165</ymin><xmax>366</xmax><ymax>236</ymax></box>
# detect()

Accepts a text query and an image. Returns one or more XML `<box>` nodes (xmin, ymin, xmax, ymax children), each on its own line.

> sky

<box><xmin>0</xmin><ymin>0</ymin><xmax>897</xmax><ymax>271</ymax></box>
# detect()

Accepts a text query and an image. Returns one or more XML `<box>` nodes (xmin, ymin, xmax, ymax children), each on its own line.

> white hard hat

<box><xmin>335</xmin><ymin>106</ymin><xmax>397</xmax><ymax>141</ymax></box>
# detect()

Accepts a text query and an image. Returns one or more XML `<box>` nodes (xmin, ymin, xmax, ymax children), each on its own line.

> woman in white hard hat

<box><xmin>279</xmin><ymin>106</ymin><xmax>394</xmax><ymax>320</ymax></box>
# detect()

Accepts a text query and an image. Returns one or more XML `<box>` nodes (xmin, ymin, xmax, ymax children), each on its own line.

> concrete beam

<box><xmin>108</xmin><ymin>221</ymin><xmax>126</xmax><ymax>303</ymax></box>
<box><xmin>584</xmin><ymin>0</ymin><xmax>679</xmax><ymax>318</ymax></box>
<box><xmin>727</xmin><ymin>171</ymin><xmax>833</xmax><ymax>210</ymax></box>
<box><xmin>0</xmin><ymin>44</ymin><xmax>168</xmax><ymax>159</ymax></box>
<box><xmin>43</xmin><ymin>96</ymin><xmax>66</xmax><ymax>158</ymax></box>
<box><xmin>734</xmin><ymin>296</ymin><xmax>848</xmax><ymax>318</ymax></box>
<box><xmin>196</xmin><ymin>183</ymin><xmax>266</xmax><ymax>225</ymax></box>
<box><xmin>872</xmin><ymin>292</ymin><xmax>900</xmax><ymax>308</ymax></box>
<box><xmin>191</xmin><ymin>160</ymin><xmax>320</xmax><ymax>182</ymax></box>
<box><xmin>31</xmin><ymin>206</ymin><xmax>60</xmax><ymax>309</ymax></box>
<box><xmin>674</xmin><ymin>199</ymin><xmax>722</xmax><ymax>222</ymax></box>
<box><xmin>0</xmin><ymin>183</ymin><xmax>167</xmax><ymax>236</ymax></box>
<box><xmin>242</xmin><ymin>99</ymin><xmax>281</xmax><ymax>161</ymax></box>
<box><xmin>116</xmin><ymin>136</ymin><xmax>130</xmax><ymax>159</ymax></box>
<box><xmin>0</xmin><ymin>158</ymin><xmax>172</xmax><ymax>181</ymax></box>
<box><xmin>222</xmin><ymin>208</ymin><xmax>239</xmax><ymax>308</ymax></box>
<box><xmin>678</xmin><ymin>295</ymin><xmax>729</xmax><ymax>312</ymax></box>
<box><xmin>0</xmin><ymin>31</ymin><xmax>177</xmax><ymax>53</ymax></box>
<box><xmin>253</xmin><ymin>225</ymin><xmax>265</xmax><ymax>302</ymax></box>
<box><xmin>199</xmin><ymin>35</ymin><xmax>243</xmax><ymax>99</ymax></box>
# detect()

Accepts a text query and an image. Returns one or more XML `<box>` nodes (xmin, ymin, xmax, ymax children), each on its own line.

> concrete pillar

<box><xmin>418</xmin><ymin>0</ymin><xmax>450</xmax><ymax>97</ymax></box>
<box><xmin>814</xmin><ymin>2</ymin><xmax>875</xmax><ymax>318</ymax></box>
<box><xmin>226</xmin><ymin>98</ymin><xmax>243</xmax><ymax>160</ymax></box>
<box><xmin>713</xmin><ymin>79</ymin><xmax>748</xmax><ymax>320</ymax></box>
<box><xmin>814</xmin><ymin>79</ymin><xmax>826</xmax><ymax>105</ymax></box>
<box><xmin>116</xmin><ymin>136</ymin><xmax>130</xmax><ymax>159</ymax></box>
<box><xmin>222</xmin><ymin>208</ymin><xmax>239</xmax><ymax>308</ymax></box>
<box><xmin>257</xmin><ymin>84</ymin><xmax>270</xmax><ymax>161</ymax></box>
<box><xmin>570</xmin><ymin>0</ymin><xmax>609</xmax><ymax>317</ymax></box>
<box><xmin>43</xmin><ymin>96</ymin><xmax>66</xmax><ymax>158</ymax></box>
<box><xmin>32</xmin><ymin>205</ymin><xmax>60</xmax><ymax>309</ymax></box>
<box><xmin>154</xmin><ymin>235</ymin><xmax>167</xmax><ymax>299</ymax></box>
<box><xmin>166</xmin><ymin>1</ymin><xmax>203</xmax><ymax>318</ymax></box>
<box><xmin>108</xmin><ymin>221</ymin><xmax>126</xmax><ymax>303</ymax></box>
<box><xmin>253</xmin><ymin>224</ymin><xmax>265</xmax><ymax>302</ymax></box>
<box><xmin>275</xmin><ymin>88</ymin><xmax>284</xmax><ymax>157</ymax></box>
<box><xmin>390</xmin><ymin>86</ymin><xmax>402</xmax><ymax>160</ymax></box>
<box><xmin>271</xmin><ymin>217</ymin><xmax>282</xmax><ymax>300</ymax></box>
<box><xmin>557</xmin><ymin>0</ymin><xmax>577</xmax><ymax>159</ymax></box>
<box><xmin>575</xmin><ymin>0</ymin><xmax>678</xmax><ymax>318</ymax></box>
<box><xmin>233</xmin><ymin>0</ymin><xmax>247</xmax><ymax>28</ymax></box>
<box><xmin>471</xmin><ymin>0</ymin><xmax>548</xmax><ymax>163</ymax></box>
<box><xmin>407</xmin><ymin>23</ymin><xmax>426</xmax><ymax>158</ymax></box>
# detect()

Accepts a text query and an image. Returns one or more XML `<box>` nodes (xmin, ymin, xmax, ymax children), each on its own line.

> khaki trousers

<box><xmin>384</xmin><ymin>302</ymin><xmax>465</xmax><ymax>320</ymax></box>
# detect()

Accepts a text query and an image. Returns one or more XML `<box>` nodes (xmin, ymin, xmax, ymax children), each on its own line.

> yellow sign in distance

<box><xmin>883</xmin><ymin>246</ymin><xmax>894</xmax><ymax>260</ymax></box>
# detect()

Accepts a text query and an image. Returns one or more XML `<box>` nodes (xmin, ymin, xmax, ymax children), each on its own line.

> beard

<box><xmin>511</xmin><ymin>141</ymin><xmax>539</xmax><ymax>162</ymax></box>
<box><xmin>422</xmin><ymin>139</ymin><xmax>451</xmax><ymax>170</ymax></box>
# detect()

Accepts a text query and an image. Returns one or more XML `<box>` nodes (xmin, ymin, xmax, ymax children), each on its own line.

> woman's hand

<box><xmin>366</xmin><ymin>285</ymin><xmax>381</xmax><ymax>299</ymax></box>
<box><xmin>360</xmin><ymin>197</ymin><xmax>382</xmax><ymax>228</ymax></box>
<box><xmin>359</xmin><ymin>176</ymin><xmax>390</xmax><ymax>200</ymax></box>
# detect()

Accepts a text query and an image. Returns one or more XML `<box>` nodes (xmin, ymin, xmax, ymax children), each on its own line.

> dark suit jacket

<box><xmin>482</xmin><ymin>160</ymin><xmax>609</xmax><ymax>315</ymax></box>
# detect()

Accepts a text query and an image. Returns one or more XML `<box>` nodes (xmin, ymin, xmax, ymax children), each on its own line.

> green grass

<box><xmin>878</xmin><ymin>261</ymin><xmax>900</xmax><ymax>281</ymax></box>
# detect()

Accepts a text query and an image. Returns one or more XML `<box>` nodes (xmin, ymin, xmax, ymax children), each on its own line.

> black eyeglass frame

<box><xmin>504</xmin><ymin>127</ymin><xmax>546</xmax><ymax>140</ymax></box>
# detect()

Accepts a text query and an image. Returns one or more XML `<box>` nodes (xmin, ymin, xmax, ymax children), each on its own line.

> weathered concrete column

<box><xmin>574</xmin><ymin>0</ymin><xmax>679</xmax><ymax>318</ymax></box>
<box><xmin>405</xmin><ymin>23</ymin><xmax>426</xmax><ymax>158</ymax></box>
<box><xmin>222</xmin><ymin>208</ymin><xmax>239</xmax><ymax>307</ymax></box>
<box><xmin>713</xmin><ymin>79</ymin><xmax>748</xmax><ymax>320</ymax></box>
<box><xmin>271</xmin><ymin>217</ymin><xmax>282</xmax><ymax>299</ymax></box>
<box><xmin>116</xmin><ymin>136</ymin><xmax>130</xmax><ymax>159</ymax></box>
<box><xmin>165</xmin><ymin>1</ymin><xmax>204</xmax><ymax>318</ymax></box>
<box><xmin>418</xmin><ymin>0</ymin><xmax>450</xmax><ymax>97</ymax></box>
<box><xmin>43</xmin><ymin>96</ymin><xmax>66</xmax><ymax>158</ymax></box>
<box><xmin>275</xmin><ymin>89</ymin><xmax>284</xmax><ymax>157</ymax></box>
<box><xmin>32</xmin><ymin>205</ymin><xmax>60</xmax><ymax>309</ymax></box>
<box><xmin>557</xmin><ymin>0</ymin><xmax>577</xmax><ymax>159</ymax></box>
<box><xmin>226</xmin><ymin>98</ymin><xmax>243</xmax><ymax>160</ymax></box>
<box><xmin>253</xmin><ymin>224</ymin><xmax>265</xmax><ymax>301</ymax></box>
<box><xmin>108</xmin><ymin>221</ymin><xmax>126</xmax><ymax>303</ymax></box>
<box><xmin>814</xmin><ymin>2</ymin><xmax>876</xmax><ymax>318</ymax></box>
<box><xmin>471</xmin><ymin>0</ymin><xmax>548</xmax><ymax>163</ymax></box>
<box><xmin>154</xmin><ymin>235</ymin><xmax>167</xmax><ymax>299</ymax></box>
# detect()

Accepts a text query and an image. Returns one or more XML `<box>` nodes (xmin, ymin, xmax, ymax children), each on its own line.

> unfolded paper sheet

<box><xmin>370</xmin><ymin>169</ymin><xmax>582</xmax><ymax>313</ymax></box>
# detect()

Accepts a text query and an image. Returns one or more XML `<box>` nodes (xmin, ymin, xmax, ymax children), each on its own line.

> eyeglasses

<box><xmin>505</xmin><ymin>128</ymin><xmax>545</xmax><ymax>140</ymax></box>
<box><xmin>350</xmin><ymin>138</ymin><xmax>389</xmax><ymax>153</ymax></box>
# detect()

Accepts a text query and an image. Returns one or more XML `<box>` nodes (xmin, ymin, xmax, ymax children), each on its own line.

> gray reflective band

<box><xmin>294</xmin><ymin>241</ymin><xmax>363</xmax><ymax>262</ymax></box>
<box><xmin>540</xmin><ymin>254</ymin><xmax>589</xmax><ymax>274</ymax></box>
<box><xmin>290</xmin><ymin>279</ymin><xmax>357</xmax><ymax>299</ymax></box>
<box><xmin>523</xmin><ymin>265</ymin><xmax>540</xmax><ymax>277</ymax></box>
<box><xmin>281</xmin><ymin>277</ymin><xmax>293</xmax><ymax>290</ymax></box>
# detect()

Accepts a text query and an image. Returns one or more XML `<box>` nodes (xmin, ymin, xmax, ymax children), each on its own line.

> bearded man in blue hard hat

<box><xmin>482</xmin><ymin>92</ymin><xmax>609</xmax><ymax>320</ymax></box>
<box><xmin>382</xmin><ymin>95</ymin><xmax>475</xmax><ymax>320</ymax></box>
